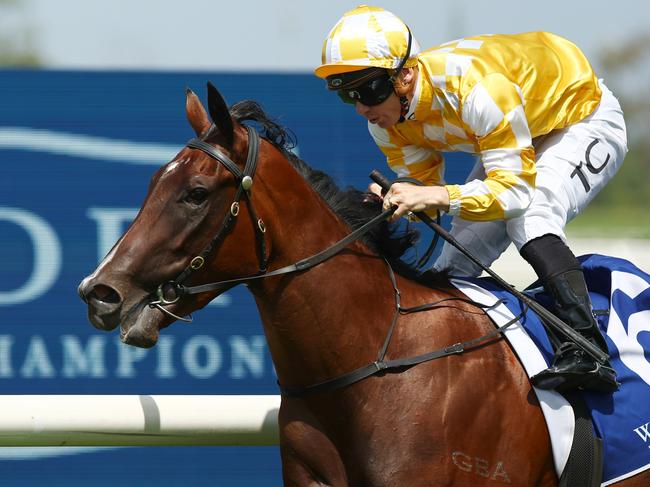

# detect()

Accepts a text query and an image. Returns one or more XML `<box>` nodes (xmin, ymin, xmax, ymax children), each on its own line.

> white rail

<box><xmin>0</xmin><ymin>395</ymin><xmax>280</xmax><ymax>446</ymax></box>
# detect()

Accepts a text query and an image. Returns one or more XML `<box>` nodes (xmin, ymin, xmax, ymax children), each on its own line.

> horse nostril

<box><xmin>89</xmin><ymin>284</ymin><xmax>122</xmax><ymax>304</ymax></box>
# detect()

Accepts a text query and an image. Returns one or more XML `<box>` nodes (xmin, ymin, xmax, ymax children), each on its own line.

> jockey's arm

<box><xmin>367</xmin><ymin>122</ymin><xmax>448</xmax><ymax>219</ymax></box>
<box><xmin>448</xmin><ymin>72</ymin><xmax>537</xmax><ymax>221</ymax></box>
<box><xmin>368</xmin><ymin>74</ymin><xmax>536</xmax><ymax>221</ymax></box>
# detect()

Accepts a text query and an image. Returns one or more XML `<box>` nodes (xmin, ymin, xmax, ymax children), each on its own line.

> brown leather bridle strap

<box><xmin>180</xmin><ymin>125</ymin><xmax>267</xmax><ymax>279</ymax></box>
<box><xmin>151</xmin><ymin>125</ymin><xmax>267</xmax><ymax>308</ymax></box>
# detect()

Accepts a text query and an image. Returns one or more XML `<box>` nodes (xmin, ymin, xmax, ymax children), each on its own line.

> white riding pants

<box><xmin>433</xmin><ymin>81</ymin><xmax>628</xmax><ymax>277</ymax></box>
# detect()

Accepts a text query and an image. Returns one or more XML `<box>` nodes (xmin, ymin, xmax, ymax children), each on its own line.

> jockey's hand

<box><xmin>382</xmin><ymin>183</ymin><xmax>450</xmax><ymax>221</ymax></box>
<box><xmin>368</xmin><ymin>182</ymin><xmax>383</xmax><ymax>197</ymax></box>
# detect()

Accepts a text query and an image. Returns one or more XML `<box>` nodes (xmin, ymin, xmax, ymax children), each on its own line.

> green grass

<box><xmin>566</xmin><ymin>205</ymin><xmax>650</xmax><ymax>238</ymax></box>
<box><xmin>562</xmin><ymin>146</ymin><xmax>650</xmax><ymax>238</ymax></box>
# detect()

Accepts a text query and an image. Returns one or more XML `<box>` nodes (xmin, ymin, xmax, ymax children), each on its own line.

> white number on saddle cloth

<box><xmin>606</xmin><ymin>271</ymin><xmax>650</xmax><ymax>386</ymax></box>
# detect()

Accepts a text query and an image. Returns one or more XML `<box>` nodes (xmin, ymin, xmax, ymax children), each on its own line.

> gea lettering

<box><xmin>451</xmin><ymin>451</ymin><xmax>511</xmax><ymax>482</ymax></box>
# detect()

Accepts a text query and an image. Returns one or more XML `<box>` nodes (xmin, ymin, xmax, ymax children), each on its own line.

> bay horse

<box><xmin>78</xmin><ymin>83</ymin><xmax>648</xmax><ymax>486</ymax></box>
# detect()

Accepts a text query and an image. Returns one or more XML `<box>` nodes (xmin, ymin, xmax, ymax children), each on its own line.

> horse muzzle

<box><xmin>78</xmin><ymin>276</ymin><xmax>123</xmax><ymax>331</ymax></box>
<box><xmin>120</xmin><ymin>304</ymin><xmax>161</xmax><ymax>348</ymax></box>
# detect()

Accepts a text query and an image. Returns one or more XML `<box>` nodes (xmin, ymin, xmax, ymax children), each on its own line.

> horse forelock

<box><xmin>228</xmin><ymin>100</ymin><xmax>438</xmax><ymax>282</ymax></box>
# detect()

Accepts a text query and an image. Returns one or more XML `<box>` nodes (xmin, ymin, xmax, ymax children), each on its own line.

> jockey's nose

<box><xmin>355</xmin><ymin>101</ymin><xmax>371</xmax><ymax>116</ymax></box>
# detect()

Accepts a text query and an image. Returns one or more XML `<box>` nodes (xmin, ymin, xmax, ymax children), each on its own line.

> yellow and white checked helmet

<box><xmin>315</xmin><ymin>5</ymin><xmax>420</xmax><ymax>79</ymax></box>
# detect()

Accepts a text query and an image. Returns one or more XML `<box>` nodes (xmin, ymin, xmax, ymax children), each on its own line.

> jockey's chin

<box><xmin>369</xmin><ymin>116</ymin><xmax>397</xmax><ymax>129</ymax></box>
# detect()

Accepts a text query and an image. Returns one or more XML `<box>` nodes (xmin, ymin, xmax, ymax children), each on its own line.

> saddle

<box><xmin>451</xmin><ymin>254</ymin><xmax>650</xmax><ymax>485</ymax></box>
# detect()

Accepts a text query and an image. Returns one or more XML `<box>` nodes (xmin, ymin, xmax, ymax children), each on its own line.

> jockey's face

<box><xmin>354</xmin><ymin>92</ymin><xmax>402</xmax><ymax>129</ymax></box>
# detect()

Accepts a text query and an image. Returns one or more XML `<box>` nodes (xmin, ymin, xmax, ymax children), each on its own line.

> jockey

<box><xmin>315</xmin><ymin>5</ymin><xmax>628</xmax><ymax>393</ymax></box>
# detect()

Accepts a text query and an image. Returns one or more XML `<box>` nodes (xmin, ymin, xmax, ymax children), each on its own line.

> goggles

<box><xmin>336</xmin><ymin>74</ymin><xmax>394</xmax><ymax>106</ymax></box>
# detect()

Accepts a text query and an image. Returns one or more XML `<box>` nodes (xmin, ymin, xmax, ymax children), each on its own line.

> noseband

<box><xmin>149</xmin><ymin>125</ymin><xmax>267</xmax><ymax>321</ymax></box>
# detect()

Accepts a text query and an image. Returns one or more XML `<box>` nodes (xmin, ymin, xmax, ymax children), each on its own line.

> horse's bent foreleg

<box><xmin>279</xmin><ymin>399</ymin><xmax>348</xmax><ymax>487</ymax></box>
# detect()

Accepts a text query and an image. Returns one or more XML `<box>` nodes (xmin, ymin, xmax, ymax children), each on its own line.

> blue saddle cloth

<box><xmin>459</xmin><ymin>254</ymin><xmax>650</xmax><ymax>484</ymax></box>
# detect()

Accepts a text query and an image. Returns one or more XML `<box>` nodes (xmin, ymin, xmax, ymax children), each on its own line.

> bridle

<box><xmin>149</xmin><ymin>123</ymin><xmax>399</xmax><ymax>321</ymax></box>
<box><xmin>149</xmin><ymin>124</ymin><xmax>268</xmax><ymax>321</ymax></box>
<box><xmin>147</xmin><ymin>125</ymin><xmax>523</xmax><ymax>397</ymax></box>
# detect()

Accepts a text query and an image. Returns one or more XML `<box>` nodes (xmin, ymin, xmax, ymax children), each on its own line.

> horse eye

<box><xmin>186</xmin><ymin>187</ymin><xmax>209</xmax><ymax>205</ymax></box>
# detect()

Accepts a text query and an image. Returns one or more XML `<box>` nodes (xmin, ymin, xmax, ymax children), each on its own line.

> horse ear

<box><xmin>207</xmin><ymin>81</ymin><xmax>234</xmax><ymax>147</ymax></box>
<box><xmin>185</xmin><ymin>87</ymin><xmax>212</xmax><ymax>137</ymax></box>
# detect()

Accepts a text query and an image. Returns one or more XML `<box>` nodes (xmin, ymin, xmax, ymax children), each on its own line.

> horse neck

<box><xmin>248</xmin><ymin>153</ymin><xmax>398</xmax><ymax>386</ymax></box>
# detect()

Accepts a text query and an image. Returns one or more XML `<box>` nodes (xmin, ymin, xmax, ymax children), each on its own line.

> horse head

<box><xmin>78</xmin><ymin>82</ymin><xmax>278</xmax><ymax>348</ymax></box>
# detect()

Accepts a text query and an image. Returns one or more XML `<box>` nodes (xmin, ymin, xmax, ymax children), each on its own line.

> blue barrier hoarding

<box><xmin>0</xmin><ymin>69</ymin><xmax>473</xmax><ymax>485</ymax></box>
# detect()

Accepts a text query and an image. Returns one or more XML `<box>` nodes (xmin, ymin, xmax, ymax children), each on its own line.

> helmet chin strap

<box><xmin>392</xmin><ymin>26</ymin><xmax>413</xmax><ymax>124</ymax></box>
<box><xmin>398</xmin><ymin>95</ymin><xmax>410</xmax><ymax>123</ymax></box>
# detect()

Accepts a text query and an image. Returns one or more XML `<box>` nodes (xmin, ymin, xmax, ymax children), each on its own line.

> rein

<box><xmin>148</xmin><ymin>126</ymin><xmax>526</xmax><ymax>398</ymax></box>
<box><xmin>175</xmin><ymin>208</ymin><xmax>394</xmax><ymax>294</ymax></box>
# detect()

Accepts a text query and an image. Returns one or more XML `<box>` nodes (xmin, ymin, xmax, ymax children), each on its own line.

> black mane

<box><xmin>229</xmin><ymin>100</ymin><xmax>438</xmax><ymax>282</ymax></box>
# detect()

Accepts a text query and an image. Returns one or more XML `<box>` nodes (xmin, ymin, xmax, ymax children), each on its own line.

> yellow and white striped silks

<box><xmin>315</xmin><ymin>5</ymin><xmax>420</xmax><ymax>78</ymax></box>
<box><xmin>368</xmin><ymin>32</ymin><xmax>602</xmax><ymax>221</ymax></box>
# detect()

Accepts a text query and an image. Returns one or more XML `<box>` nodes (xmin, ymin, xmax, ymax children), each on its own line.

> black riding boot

<box><xmin>531</xmin><ymin>269</ymin><xmax>618</xmax><ymax>392</ymax></box>
<box><xmin>520</xmin><ymin>235</ymin><xmax>618</xmax><ymax>393</ymax></box>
